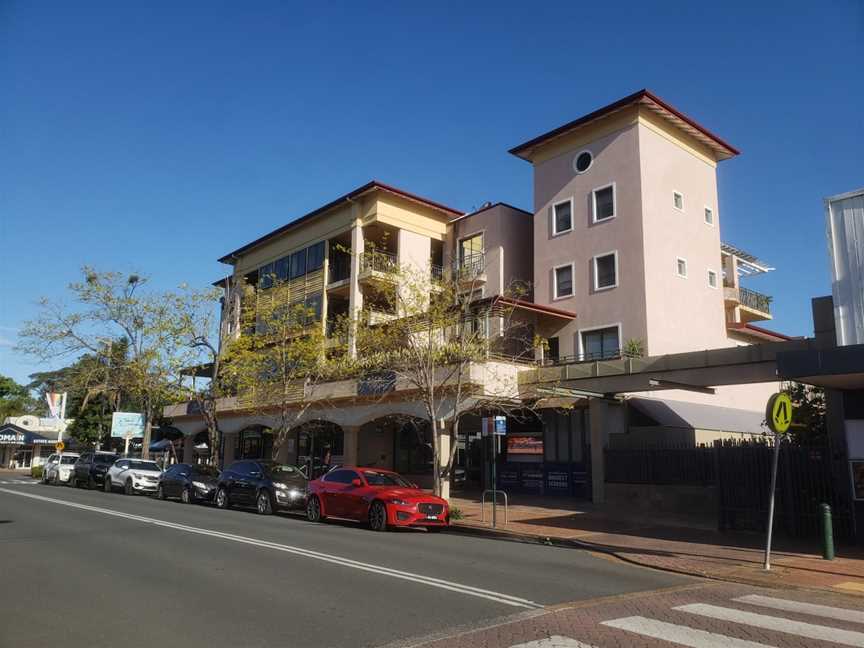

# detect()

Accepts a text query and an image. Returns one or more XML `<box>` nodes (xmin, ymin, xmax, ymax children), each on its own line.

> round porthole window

<box><xmin>573</xmin><ymin>150</ymin><xmax>593</xmax><ymax>174</ymax></box>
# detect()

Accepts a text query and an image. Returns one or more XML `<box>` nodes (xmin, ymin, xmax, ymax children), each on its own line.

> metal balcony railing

<box><xmin>431</xmin><ymin>264</ymin><xmax>444</xmax><ymax>282</ymax></box>
<box><xmin>360</xmin><ymin>250</ymin><xmax>398</xmax><ymax>275</ymax></box>
<box><xmin>453</xmin><ymin>252</ymin><xmax>485</xmax><ymax>279</ymax></box>
<box><xmin>739</xmin><ymin>287</ymin><xmax>772</xmax><ymax>314</ymax></box>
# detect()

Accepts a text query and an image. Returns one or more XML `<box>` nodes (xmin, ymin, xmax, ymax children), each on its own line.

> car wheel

<box><xmin>52</xmin><ymin>473</ymin><xmax>60</xmax><ymax>486</ymax></box>
<box><xmin>104</xmin><ymin>477</ymin><xmax>112</xmax><ymax>493</ymax></box>
<box><xmin>181</xmin><ymin>487</ymin><xmax>192</xmax><ymax>505</ymax></box>
<box><xmin>256</xmin><ymin>490</ymin><xmax>273</xmax><ymax>515</ymax></box>
<box><xmin>124</xmin><ymin>479</ymin><xmax>134</xmax><ymax>495</ymax></box>
<box><xmin>369</xmin><ymin>500</ymin><xmax>388</xmax><ymax>532</ymax></box>
<box><xmin>156</xmin><ymin>484</ymin><xmax>165</xmax><ymax>500</ymax></box>
<box><xmin>215</xmin><ymin>487</ymin><xmax>230</xmax><ymax>509</ymax></box>
<box><xmin>306</xmin><ymin>495</ymin><xmax>325</xmax><ymax>522</ymax></box>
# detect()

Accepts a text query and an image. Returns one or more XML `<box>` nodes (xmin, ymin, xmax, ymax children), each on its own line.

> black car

<box><xmin>70</xmin><ymin>451</ymin><xmax>120</xmax><ymax>489</ymax></box>
<box><xmin>156</xmin><ymin>463</ymin><xmax>220</xmax><ymax>504</ymax></box>
<box><xmin>214</xmin><ymin>460</ymin><xmax>307</xmax><ymax>515</ymax></box>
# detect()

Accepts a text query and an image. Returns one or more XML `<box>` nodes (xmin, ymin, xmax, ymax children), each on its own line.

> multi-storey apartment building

<box><xmin>166</xmin><ymin>90</ymin><xmax>789</xmax><ymax>497</ymax></box>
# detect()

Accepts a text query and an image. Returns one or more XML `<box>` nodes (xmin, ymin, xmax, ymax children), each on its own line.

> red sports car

<box><xmin>306</xmin><ymin>466</ymin><xmax>449</xmax><ymax>532</ymax></box>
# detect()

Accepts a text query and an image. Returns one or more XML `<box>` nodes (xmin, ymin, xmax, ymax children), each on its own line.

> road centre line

<box><xmin>0</xmin><ymin>487</ymin><xmax>542</xmax><ymax>610</ymax></box>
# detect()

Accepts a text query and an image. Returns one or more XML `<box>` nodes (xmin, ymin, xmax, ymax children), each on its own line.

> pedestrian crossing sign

<box><xmin>766</xmin><ymin>392</ymin><xmax>793</xmax><ymax>434</ymax></box>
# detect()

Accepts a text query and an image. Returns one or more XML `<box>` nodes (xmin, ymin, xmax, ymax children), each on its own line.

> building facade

<box><xmin>167</xmin><ymin>90</ymin><xmax>791</xmax><ymax>497</ymax></box>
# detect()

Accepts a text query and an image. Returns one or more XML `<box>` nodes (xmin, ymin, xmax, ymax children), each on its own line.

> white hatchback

<box><xmin>104</xmin><ymin>459</ymin><xmax>163</xmax><ymax>495</ymax></box>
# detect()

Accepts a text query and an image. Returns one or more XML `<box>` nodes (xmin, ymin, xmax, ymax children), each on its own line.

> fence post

<box><xmin>822</xmin><ymin>503</ymin><xmax>836</xmax><ymax>560</ymax></box>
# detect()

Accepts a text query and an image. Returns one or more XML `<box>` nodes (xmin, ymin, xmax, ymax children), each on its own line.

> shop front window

<box><xmin>395</xmin><ymin>420</ymin><xmax>433</xmax><ymax>475</ymax></box>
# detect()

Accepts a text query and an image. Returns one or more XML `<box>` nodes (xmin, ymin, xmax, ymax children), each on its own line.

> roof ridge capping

<box><xmin>218</xmin><ymin>180</ymin><xmax>464</xmax><ymax>264</ymax></box>
<box><xmin>508</xmin><ymin>89</ymin><xmax>740</xmax><ymax>161</ymax></box>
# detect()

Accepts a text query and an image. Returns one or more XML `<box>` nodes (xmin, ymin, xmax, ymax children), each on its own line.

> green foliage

<box><xmin>30</xmin><ymin>465</ymin><xmax>44</xmax><ymax>480</ymax></box>
<box><xmin>0</xmin><ymin>374</ymin><xmax>38</xmax><ymax>420</ymax></box>
<box><xmin>623</xmin><ymin>338</ymin><xmax>646</xmax><ymax>358</ymax></box>
<box><xmin>784</xmin><ymin>382</ymin><xmax>827</xmax><ymax>444</ymax></box>
<box><xmin>448</xmin><ymin>506</ymin><xmax>464</xmax><ymax>520</ymax></box>
<box><xmin>65</xmin><ymin>393</ymin><xmax>114</xmax><ymax>448</ymax></box>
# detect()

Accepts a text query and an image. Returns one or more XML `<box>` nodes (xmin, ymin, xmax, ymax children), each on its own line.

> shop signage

<box><xmin>111</xmin><ymin>412</ymin><xmax>145</xmax><ymax>438</ymax></box>
<box><xmin>545</xmin><ymin>470</ymin><xmax>570</xmax><ymax>492</ymax></box>
<box><xmin>481</xmin><ymin>416</ymin><xmax>507</xmax><ymax>436</ymax></box>
<box><xmin>0</xmin><ymin>432</ymin><xmax>26</xmax><ymax>445</ymax></box>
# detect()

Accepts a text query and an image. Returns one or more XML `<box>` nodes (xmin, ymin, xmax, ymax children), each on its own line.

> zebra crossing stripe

<box><xmin>735</xmin><ymin>594</ymin><xmax>864</xmax><ymax>625</ymax></box>
<box><xmin>601</xmin><ymin>616</ymin><xmax>775</xmax><ymax>648</ymax></box>
<box><xmin>508</xmin><ymin>637</ymin><xmax>597</xmax><ymax>648</ymax></box>
<box><xmin>675</xmin><ymin>603</ymin><xmax>864</xmax><ymax>647</ymax></box>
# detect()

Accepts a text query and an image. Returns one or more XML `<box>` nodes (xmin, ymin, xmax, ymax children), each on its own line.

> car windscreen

<box><xmin>264</xmin><ymin>464</ymin><xmax>300</xmax><ymax>477</ymax></box>
<box><xmin>361</xmin><ymin>471</ymin><xmax>412</xmax><ymax>487</ymax></box>
<box><xmin>60</xmin><ymin>456</ymin><xmax>78</xmax><ymax>465</ymax></box>
<box><xmin>128</xmin><ymin>461</ymin><xmax>160</xmax><ymax>471</ymax></box>
<box><xmin>192</xmin><ymin>465</ymin><xmax>219</xmax><ymax>477</ymax></box>
<box><xmin>94</xmin><ymin>455</ymin><xmax>118</xmax><ymax>464</ymax></box>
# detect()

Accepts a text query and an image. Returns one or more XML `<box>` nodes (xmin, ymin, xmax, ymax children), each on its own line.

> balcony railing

<box><xmin>431</xmin><ymin>264</ymin><xmax>444</xmax><ymax>282</ymax></box>
<box><xmin>453</xmin><ymin>252</ymin><xmax>486</xmax><ymax>280</ymax></box>
<box><xmin>360</xmin><ymin>250</ymin><xmax>398</xmax><ymax>275</ymax></box>
<box><xmin>739</xmin><ymin>287</ymin><xmax>772</xmax><ymax>314</ymax></box>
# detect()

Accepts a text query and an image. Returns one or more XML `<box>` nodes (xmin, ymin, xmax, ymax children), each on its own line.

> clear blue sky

<box><xmin>1</xmin><ymin>1</ymin><xmax>862</xmax><ymax>385</ymax></box>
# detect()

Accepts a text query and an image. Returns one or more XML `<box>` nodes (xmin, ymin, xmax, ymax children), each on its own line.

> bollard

<box><xmin>821</xmin><ymin>503</ymin><xmax>835</xmax><ymax>561</ymax></box>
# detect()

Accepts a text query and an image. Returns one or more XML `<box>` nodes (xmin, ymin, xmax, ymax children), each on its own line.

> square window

<box><xmin>704</xmin><ymin>207</ymin><xmax>714</xmax><ymax>225</ymax></box>
<box><xmin>553</xmin><ymin>200</ymin><xmax>572</xmax><ymax>235</ymax></box>
<box><xmin>581</xmin><ymin>326</ymin><xmax>620</xmax><ymax>361</ymax></box>
<box><xmin>592</xmin><ymin>185</ymin><xmax>615</xmax><ymax>222</ymax></box>
<box><xmin>708</xmin><ymin>269</ymin><xmax>718</xmax><ymax>288</ymax></box>
<box><xmin>673</xmin><ymin>192</ymin><xmax>684</xmax><ymax>211</ymax></box>
<box><xmin>594</xmin><ymin>252</ymin><xmax>618</xmax><ymax>290</ymax></box>
<box><xmin>677</xmin><ymin>258</ymin><xmax>688</xmax><ymax>278</ymax></box>
<box><xmin>554</xmin><ymin>265</ymin><xmax>573</xmax><ymax>299</ymax></box>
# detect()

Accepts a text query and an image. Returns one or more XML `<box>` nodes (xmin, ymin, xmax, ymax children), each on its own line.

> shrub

<box><xmin>30</xmin><ymin>465</ymin><xmax>44</xmax><ymax>480</ymax></box>
<box><xmin>449</xmin><ymin>506</ymin><xmax>464</xmax><ymax>520</ymax></box>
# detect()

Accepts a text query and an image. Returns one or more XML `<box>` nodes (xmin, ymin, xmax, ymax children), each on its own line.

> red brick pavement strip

<box><xmin>391</xmin><ymin>581</ymin><xmax>864</xmax><ymax>648</ymax></box>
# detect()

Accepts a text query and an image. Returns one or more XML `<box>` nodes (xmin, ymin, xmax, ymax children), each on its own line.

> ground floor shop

<box><xmin>0</xmin><ymin>424</ymin><xmax>62</xmax><ymax>469</ymax></box>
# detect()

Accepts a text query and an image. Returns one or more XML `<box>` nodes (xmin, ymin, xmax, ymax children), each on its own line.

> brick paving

<box><xmin>397</xmin><ymin>581</ymin><xmax>864</xmax><ymax>647</ymax></box>
<box><xmin>449</xmin><ymin>494</ymin><xmax>864</xmax><ymax>596</ymax></box>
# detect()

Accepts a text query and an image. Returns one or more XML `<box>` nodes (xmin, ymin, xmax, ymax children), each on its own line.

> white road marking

<box><xmin>735</xmin><ymin>594</ymin><xmax>864</xmax><ymax>625</ymax></box>
<box><xmin>0</xmin><ymin>487</ymin><xmax>542</xmax><ymax>610</ymax></box>
<box><xmin>509</xmin><ymin>637</ymin><xmax>597</xmax><ymax>648</ymax></box>
<box><xmin>676</xmin><ymin>603</ymin><xmax>864</xmax><ymax>647</ymax></box>
<box><xmin>602</xmin><ymin>616</ymin><xmax>776</xmax><ymax>648</ymax></box>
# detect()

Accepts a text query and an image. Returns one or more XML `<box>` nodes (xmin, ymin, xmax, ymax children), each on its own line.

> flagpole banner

<box><xmin>46</xmin><ymin>393</ymin><xmax>64</xmax><ymax>419</ymax></box>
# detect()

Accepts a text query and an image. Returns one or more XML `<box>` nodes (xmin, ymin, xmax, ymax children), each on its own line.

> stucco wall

<box><xmin>531</xmin><ymin>122</ymin><xmax>647</xmax><ymax>357</ymax></box>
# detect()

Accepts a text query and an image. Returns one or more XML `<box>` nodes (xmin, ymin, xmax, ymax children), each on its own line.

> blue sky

<box><xmin>1</xmin><ymin>1</ymin><xmax>862</xmax><ymax>385</ymax></box>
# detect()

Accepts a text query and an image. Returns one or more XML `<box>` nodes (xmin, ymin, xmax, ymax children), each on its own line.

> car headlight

<box><xmin>287</xmin><ymin>489</ymin><xmax>302</xmax><ymax>499</ymax></box>
<box><xmin>192</xmin><ymin>481</ymin><xmax>208</xmax><ymax>490</ymax></box>
<box><xmin>390</xmin><ymin>498</ymin><xmax>412</xmax><ymax>506</ymax></box>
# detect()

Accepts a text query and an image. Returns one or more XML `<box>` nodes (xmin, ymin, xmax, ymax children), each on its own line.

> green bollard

<box><xmin>821</xmin><ymin>503</ymin><xmax>835</xmax><ymax>561</ymax></box>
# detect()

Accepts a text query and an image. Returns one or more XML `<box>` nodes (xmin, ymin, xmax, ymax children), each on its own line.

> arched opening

<box><xmin>235</xmin><ymin>425</ymin><xmax>273</xmax><ymax>461</ymax></box>
<box><xmin>359</xmin><ymin>416</ymin><xmax>432</xmax><ymax>487</ymax></box>
<box><xmin>192</xmin><ymin>429</ymin><xmax>210</xmax><ymax>464</ymax></box>
<box><xmin>290</xmin><ymin>420</ymin><xmax>343</xmax><ymax>479</ymax></box>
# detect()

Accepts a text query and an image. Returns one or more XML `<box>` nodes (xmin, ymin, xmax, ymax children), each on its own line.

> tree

<box><xmin>220</xmin><ymin>278</ymin><xmax>331</xmax><ymax>463</ymax></box>
<box><xmin>173</xmin><ymin>284</ymin><xmax>229</xmax><ymax>466</ymax></box>
<box><xmin>18</xmin><ymin>268</ymin><xmax>194</xmax><ymax>458</ymax></box>
<box><xmin>785</xmin><ymin>382</ymin><xmax>827</xmax><ymax>444</ymax></box>
<box><xmin>0</xmin><ymin>374</ymin><xmax>38</xmax><ymax>420</ymax></box>
<box><xmin>65</xmin><ymin>392</ymin><xmax>113</xmax><ymax>447</ymax></box>
<box><xmin>350</xmin><ymin>249</ymin><xmax>534</xmax><ymax>498</ymax></box>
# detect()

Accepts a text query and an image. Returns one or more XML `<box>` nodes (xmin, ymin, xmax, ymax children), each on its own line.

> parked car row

<box><xmin>39</xmin><ymin>453</ymin><xmax>450</xmax><ymax>532</ymax></box>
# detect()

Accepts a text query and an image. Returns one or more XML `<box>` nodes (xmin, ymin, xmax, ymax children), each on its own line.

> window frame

<box><xmin>551</xmin><ymin>197</ymin><xmax>574</xmax><ymax>236</ymax></box>
<box><xmin>704</xmin><ymin>205</ymin><xmax>714</xmax><ymax>226</ymax></box>
<box><xmin>707</xmin><ymin>268</ymin><xmax>718</xmax><ymax>289</ymax></box>
<box><xmin>592</xmin><ymin>250</ymin><xmax>619</xmax><ymax>291</ymax></box>
<box><xmin>458</xmin><ymin>232</ymin><xmax>485</xmax><ymax>263</ymax></box>
<box><xmin>572</xmin><ymin>149</ymin><xmax>594</xmax><ymax>175</ymax></box>
<box><xmin>578</xmin><ymin>322</ymin><xmax>623</xmax><ymax>362</ymax></box>
<box><xmin>676</xmin><ymin>257</ymin><xmax>689</xmax><ymax>279</ymax></box>
<box><xmin>673</xmin><ymin>191</ymin><xmax>684</xmax><ymax>212</ymax></box>
<box><xmin>552</xmin><ymin>262</ymin><xmax>576</xmax><ymax>300</ymax></box>
<box><xmin>591</xmin><ymin>182</ymin><xmax>617</xmax><ymax>223</ymax></box>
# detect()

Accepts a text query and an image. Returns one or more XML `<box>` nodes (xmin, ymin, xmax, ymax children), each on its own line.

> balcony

<box><xmin>358</xmin><ymin>250</ymin><xmax>398</xmax><ymax>288</ymax></box>
<box><xmin>452</xmin><ymin>253</ymin><xmax>487</xmax><ymax>288</ymax></box>
<box><xmin>724</xmin><ymin>285</ymin><xmax>772</xmax><ymax>322</ymax></box>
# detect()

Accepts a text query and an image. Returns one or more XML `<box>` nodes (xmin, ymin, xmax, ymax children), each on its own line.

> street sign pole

<box><xmin>763</xmin><ymin>432</ymin><xmax>781</xmax><ymax>570</ymax></box>
<box><xmin>491</xmin><ymin>433</ymin><xmax>497</xmax><ymax>528</ymax></box>
<box><xmin>124</xmin><ymin>434</ymin><xmax>131</xmax><ymax>458</ymax></box>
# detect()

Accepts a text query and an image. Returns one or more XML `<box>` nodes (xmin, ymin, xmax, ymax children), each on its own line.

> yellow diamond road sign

<box><xmin>766</xmin><ymin>392</ymin><xmax>793</xmax><ymax>434</ymax></box>
<box><xmin>55</xmin><ymin>440</ymin><xmax>65</xmax><ymax>452</ymax></box>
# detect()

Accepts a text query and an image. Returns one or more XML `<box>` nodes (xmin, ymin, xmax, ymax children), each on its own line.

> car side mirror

<box><xmin>351</xmin><ymin>478</ymin><xmax>362</xmax><ymax>487</ymax></box>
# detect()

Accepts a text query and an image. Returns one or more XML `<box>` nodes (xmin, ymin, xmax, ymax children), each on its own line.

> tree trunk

<box><xmin>141</xmin><ymin>407</ymin><xmax>152</xmax><ymax>460</ymax></box>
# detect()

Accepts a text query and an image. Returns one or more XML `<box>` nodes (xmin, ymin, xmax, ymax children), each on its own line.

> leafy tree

<box><xmin>18</xmin><ymin>268</ymin><xmax>194</xmax><ymax>458</ymax></box>
<box><xmin>220</xmin><ymin>279</ymin><xmax>330</xmax><ymax>460</ymax></box>
<box><xmin>0</xmin><ymin>374</ymin><xmax>39</xmax><ymax>420</ymax></box>
<box><xmin>785</xmin><ymin>382</ymin><xmax>827</xmax><ymax>444</ymax></box>
<box><xmin>65</xmin><ymin>393</ymin><xmax>113</xmax><ymax>448</ymax></box>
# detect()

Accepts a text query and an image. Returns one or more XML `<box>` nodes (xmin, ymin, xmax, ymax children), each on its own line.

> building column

<box><xmin>182</xmin><ymin>435</ymin><xmax>195</xmax><ymax>463</ymax></box>
<box><xmin>222</xmin><ymin>433</ymin><xmax>236</xmax><ymax>466</ymax></box>
<box><xmin>347</xmin><ymin>216</ymin><xmax>365</xmax><ymax>358</ymax></box>
<box><xmin>589</xmin><ymin>398</ymin><xmax>607</xmax><ymax>504</ymax></box>
<box><xmin>342</xmin><ymin>425</ymin><xmax>360</xmax><ymax>467</ymax></box>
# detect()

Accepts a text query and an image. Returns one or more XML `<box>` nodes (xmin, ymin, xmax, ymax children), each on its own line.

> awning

<box><xmin>0</xmin><ymin>423</ymin><xmax>57</xmax><ymax>446</ymax></box>
<box><xmin>628</xmin><ymin>397</ymin><xmax>765</xmax><ymax>434</ymax></box>
<box><xmin>149</xmin><ymin>439</ymin><xmax>175</xmax><ymax>452</ymax></box>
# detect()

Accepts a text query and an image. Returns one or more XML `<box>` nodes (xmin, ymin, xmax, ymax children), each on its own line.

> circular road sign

<box><xmin>55</xmin><ymin>440</ymin><xmax>65</xmax><ymax>452</ymax></box>
<box><xmin>766</xmin><ymin>392</ymin><xmax>793</xmax><ymax>434</ymax></box>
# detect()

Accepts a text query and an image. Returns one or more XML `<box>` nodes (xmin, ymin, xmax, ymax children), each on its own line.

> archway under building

<box><xmin>278</xmin><ymin>420</ymin><xmax>344</xmax><ymax>478</ymax></box>
<box><xmin>358</xmin><ymin>415</ymin><xmax>432</xmax><ymax>488</ymax></box>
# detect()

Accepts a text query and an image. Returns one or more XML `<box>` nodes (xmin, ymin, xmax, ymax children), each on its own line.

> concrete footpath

<box><xmin>449</xmin><ymin>493</ymin><xmax>864</xmax><ymax>596</ymax></box>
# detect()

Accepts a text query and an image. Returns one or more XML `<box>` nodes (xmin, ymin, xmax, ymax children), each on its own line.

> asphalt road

<box><xmin>0</xmin><ymin>479</ymin><xmax>688</xmax><ymax>648</ymax></box>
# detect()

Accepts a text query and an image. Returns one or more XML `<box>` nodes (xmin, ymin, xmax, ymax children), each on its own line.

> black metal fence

<box><xmin>605</xmin><ymin>446</ymin><xmax>716</xmax><ymax>485</ymax></box>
